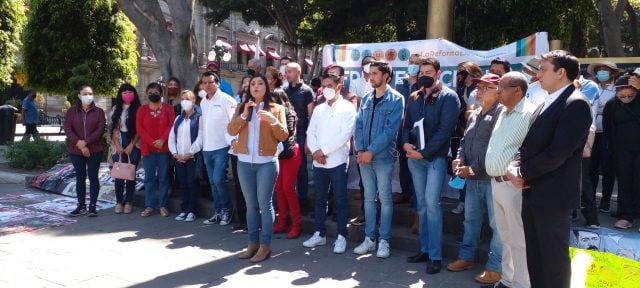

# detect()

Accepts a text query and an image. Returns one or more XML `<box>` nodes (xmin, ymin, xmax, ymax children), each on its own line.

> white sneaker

<box><xmin>303</xmin><ymin>231</ymin><xmax>326</xmax><ymax>248</ymax></box>
<box><xmin>185</xmin><ymin>212</ymin><xmax>195</xmax><ymax>222</ymax></box>
<box><xmin>175</xmin><ymin>212</ymin><xmax>187</xmax><ymax>221</ymax></box>
<box><xmin>353</xmin><ymin>237</ymin><xmax>376</xmax><ymax>255</ymax></box>
<box><xmin>376</xmin><ymin>239</ymin><xmax>390</xmax><ymax>258</ymax></box>
<box><xmin>333</xmin><ymin>235</ymin><xmax>347</xmax><ymax>254</ymax></box>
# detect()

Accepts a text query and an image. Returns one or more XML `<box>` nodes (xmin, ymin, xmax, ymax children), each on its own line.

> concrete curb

<box><xmin>0</xmin><ymin>170</ymin><xmax>32</xmax><ymax>185</ymax></box>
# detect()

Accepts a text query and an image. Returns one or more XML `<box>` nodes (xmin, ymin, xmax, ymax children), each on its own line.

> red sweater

<box><xmin>136</xmin><ymin>103</ymin><xmax>175</xmax><ymax>156</ymax></box>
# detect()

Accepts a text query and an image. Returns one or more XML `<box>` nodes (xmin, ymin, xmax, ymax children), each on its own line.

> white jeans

<box><xmin>491</xmin><ymin>179</ymin><xmax>531</xmax><ymax>288</ymax></box>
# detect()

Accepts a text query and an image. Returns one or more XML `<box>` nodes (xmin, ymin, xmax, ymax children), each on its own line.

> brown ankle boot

<box><xmin>250</xmin><ymin>245</ymin><xmax>272</xmax><ymax>263</ymax></box>
<box><xmin>411</xmin><ymin>212</ymin><xmax>419</xmax><ymax>234</ymax></box>
<box><xmin>238</xmin><ymin>242</ymin><xmax>259</xmax><ymax>259</ymax></box>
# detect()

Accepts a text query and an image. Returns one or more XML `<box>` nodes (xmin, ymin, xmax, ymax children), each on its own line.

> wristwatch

<box><xmin>468</xmin><ymin>167</ymin><xmax>475</xmax><ymax>176</ymax></box>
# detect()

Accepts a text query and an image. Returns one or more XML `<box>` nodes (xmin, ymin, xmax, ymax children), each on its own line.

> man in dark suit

<box><xmin>507</xmin><ymin>50</ymin><xmax>592</xmax><ymax>288</ymax></box>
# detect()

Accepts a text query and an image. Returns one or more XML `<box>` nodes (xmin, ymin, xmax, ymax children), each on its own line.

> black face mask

<box><xmin>418</xmin><ymin>76</ymin><xmax>435</xmax><ymax>89</ymax></box>
<box><xmin>247</xmin><ymin>69</ymin><xmax>256</xmax><ymax>77</ymax></box>
<box><xmin>148</xmin><ymin>93</ymin><xmax>161</xmax><ymax>103</ymax></box>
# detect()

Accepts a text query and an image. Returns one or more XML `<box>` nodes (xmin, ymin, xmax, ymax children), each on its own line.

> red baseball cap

<box><xmin>472</xmin><ymin>73</ymin><xmax>501</xmax><ymax>85</ymax></box>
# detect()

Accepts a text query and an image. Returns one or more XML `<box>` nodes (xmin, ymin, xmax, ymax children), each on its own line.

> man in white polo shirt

<box><xmin>302</xmin><ymin>72</ymin><xmax>356</xmax><ymax>254</ymax></box>
<box><xmin>199</xmin><ymin>71</ymin><xmax>237</xmax><ymax>226</ymax></box>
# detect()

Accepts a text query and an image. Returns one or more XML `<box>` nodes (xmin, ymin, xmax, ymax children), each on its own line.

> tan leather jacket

<box><xmin>227</xmin><ymin>102</ymin><xmax>288</xmax><ymax>156</ymax></box>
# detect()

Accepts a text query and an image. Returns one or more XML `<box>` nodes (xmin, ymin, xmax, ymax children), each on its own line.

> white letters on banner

<box><xmin>322</xmin><ymin>32</ymin><xmax>550</xmax><ymax>89</ymax></box>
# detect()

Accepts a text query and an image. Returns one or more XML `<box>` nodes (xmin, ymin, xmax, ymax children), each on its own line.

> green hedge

<box><xmin>3</xmin><ymin>138</ymin><xmax>67</xmax><ymax>169</ymax></box>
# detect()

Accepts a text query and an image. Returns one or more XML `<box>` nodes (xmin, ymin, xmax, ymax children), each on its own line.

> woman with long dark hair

<box><xmin>110</xmin><ymin>83</ymin><xmax>141</xmax><ymax>214</ymax></box>
<box><xmin>228</xmin><ymin>75</ymin><xmax>288</xmax><ymax>263</ymax></box>
<box><xmin>64</xmin><ymin>84</ymin><xmax>106</xmax><ymax>217</ymax></box>
<box><xmin>271</xmin><ymin>89</ymin><xmax>302</xmax><ymax>239</ymax></box>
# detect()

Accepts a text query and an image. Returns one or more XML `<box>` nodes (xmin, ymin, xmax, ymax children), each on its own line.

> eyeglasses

<box><xmin>497</xmin><ymin>85</ymin><xmax>519</xmax><ymax>91</ymax></box>
<box><xmin>477</xmin><ymin>86</ymin><xmax>497</xmax><ymax>92</ymax></box>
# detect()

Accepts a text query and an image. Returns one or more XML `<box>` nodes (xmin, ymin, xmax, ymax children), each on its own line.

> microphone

<box><xmin>246</xmin><ymin>97</ymin><xmax>255</xmax><ymax>121</ymax></box>
<box><xmin>247</xmin><ymin>106</ymin><xmax>253</xmax><ymax>121</ymax></box>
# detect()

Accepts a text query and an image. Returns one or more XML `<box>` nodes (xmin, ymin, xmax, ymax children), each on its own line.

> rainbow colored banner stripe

<box><xmin>516</xmin><ymin>34</ymin><xmax>537</xmax><ymax>57</ymax></box>
<box><xmin>333</xmin><ymin>45</ymin><xmax>348</xmax><ymax>62</ymax></box>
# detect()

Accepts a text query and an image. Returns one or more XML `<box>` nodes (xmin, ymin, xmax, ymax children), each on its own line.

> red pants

<box><xmin>275</xmin><ymin>144</ymin><xmax>302</xmax><ymax>228</ymax></box>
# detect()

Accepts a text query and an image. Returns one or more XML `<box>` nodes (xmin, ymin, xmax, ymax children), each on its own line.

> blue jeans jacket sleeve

<box><xmin>355</xmin><ymin>99</ymin><xmax>366</xmax><ymax>151</ymax></box>
<box><xmin>421</xmin><ymin>92</ymin><xmax>460</xmax><ymax>160</ymax></box>
<box><xmin>367</xmin><ymin>95</ymin><xmax>404</xmax><ymax>157</ymax></box>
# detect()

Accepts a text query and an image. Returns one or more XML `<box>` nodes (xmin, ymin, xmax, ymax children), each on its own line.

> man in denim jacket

<box><xmin>353</xmin><ymin>60</ymin><xmax>405</xmax><ymax>259</ymax></box>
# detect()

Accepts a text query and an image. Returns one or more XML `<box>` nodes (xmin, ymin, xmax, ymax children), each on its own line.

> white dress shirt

<box><xmin>525</xmin><ymin>81</ymin><xmax>547</xmax><ymax>107</ymax></box>
<box><xmin>348</xmin><ymin>75</ymin><xmax>373</xmax><ymax>98</ymax></box>
<box><xmin>540</xmin><ymin>83</ymin><xmax>572</xmax><ymax>115</ymax></box>
<box><xmin>237</xmin><ymin>102</ymin><xmax>277</xmax><ymax>164</ymax></box>
<box><xmin>306</xmin><ymin>97</ymin><xmax>356</xmax><ymax>169</ymax></box>
<box><xmin>169</xmin><ymin>114</ymin><xmax>203</xmax><ymax>156</ymax></box>
<box><xmin>200</xmin><ymin>89</ymin><xmax>237</xmax><ymax>151</ymax></box>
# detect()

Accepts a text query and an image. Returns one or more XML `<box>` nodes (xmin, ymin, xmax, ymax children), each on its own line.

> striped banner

<box><xmin>516</xmin><ymin>34</ymin><xmax>537</xmax><ymax>57</ymax></box>
<box><xmin>333</xmin><ymin>45</ymin><xmax>348</xmax><ymax>62</ymax></box>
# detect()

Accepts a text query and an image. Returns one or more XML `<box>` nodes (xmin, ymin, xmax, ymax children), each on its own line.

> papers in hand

<box><xmin>411</xmin><ymin>118</ymin><xmax>426</xmax><ymax>151</ymax></box>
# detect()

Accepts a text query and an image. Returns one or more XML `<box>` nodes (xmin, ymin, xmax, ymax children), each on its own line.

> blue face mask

<box><xmin>448</xmin><ymin>176</ymin><xmax>466</xmax><ymax>190</ymax></box>
<box><xmin>407</xmin><ymin>64</ymin><xmax>419</xmax><ymax>76</ymax></box>
<box><xmin>596</xmin><ymin>70</ymin><xmax>610</xmax><ymax>82</ymax></box>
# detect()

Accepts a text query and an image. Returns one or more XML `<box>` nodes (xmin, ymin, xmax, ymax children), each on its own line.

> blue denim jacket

<box><xmin>355</xmin><ymin>85</ymin><xmax>405</xmax><ymax>163</ymax></box>
<box><xmin>402</xmin><ymin>85</ymin><xmax>460</xmax><ymax>160</ymax></box>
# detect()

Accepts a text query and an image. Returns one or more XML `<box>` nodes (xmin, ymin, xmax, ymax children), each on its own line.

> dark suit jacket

<box><xmin>515</xmin><ymin>84</ymin><xmax>592</xmax><ymax>211</ymax></box>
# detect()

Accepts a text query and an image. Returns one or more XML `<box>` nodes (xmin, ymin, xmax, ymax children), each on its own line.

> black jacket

<box><xmin>515</xmin><ymin>85</ymin><xmax>592</xmax><ymax>211</ymax></box>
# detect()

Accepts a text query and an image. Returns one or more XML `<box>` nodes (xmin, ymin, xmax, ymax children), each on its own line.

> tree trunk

<box><xmin>117</xmin><ymin>0</ymin><xmax>199</xmax><ymax>92</ymax></box>
<box><xmin>598</xmin><ymin>0</ymin><xmax>626</xmax><ymax>56</ymax></box>
<box><xmin>625</xmin><ymin>1</ymin><xmax>640</xmax><ymax>56</ymax></box>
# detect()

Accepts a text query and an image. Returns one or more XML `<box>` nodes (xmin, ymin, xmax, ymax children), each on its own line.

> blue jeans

<box><xmin>409</xmin><ymin>157</ymin><xmax>446</xmax><ymax>260</ymax></box>
<box><xmin>296</xmin><ymin>134</ymin><xmax>309</xmax><ymax>213</ymax></box>
<box><xmin>176</xmin><ymin>158</ymin><xmax>198</xmax><ymax>214</ymax></box>
<box><xmin>143</xmin><ymin>152</ymin><xmax>170</xmax><ymax>209</ymax></box>
<box><xmin>112</xmin><ymin>132</ymin><xmax>140</xmax><ymax>204</ymax></box>
<box><xmin>360</xmin><ymin>161</ymin><xmax>395</xmax><ymax>241</ymax></box>
<box><xmin>237</xmin><ymin>159</ymin><xmax>278</xmax><ymax>245</ymax></box>
<box><xmin>69</xmin><ymin>152</ymin><xmax>102</xmax><ymax>206</ymax></box>
<box><xmin>313</xmin><ymin>163</ymin><xmax>349</xmax><ymax>237</ymax></box>
<box><xmin>203</xmin><ymin>147</ymin><xmax>231</xmax><ymax>212</ymax></box>
<box><xmin>458</xmin><ymin>179</ymin><xmax>502</xmax><ymax>272</ymax></box>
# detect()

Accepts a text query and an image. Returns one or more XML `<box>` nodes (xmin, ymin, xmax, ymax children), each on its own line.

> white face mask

<box><xmin>323</xmin><ymin>87</ymin><xmax>336</xmax><ymax>101</ymax></box>
<box><xmin>197</xmin><ymin>90</ymin><xmax>207</xmax><ymax>98</ymax></box>
<box><xmin>363</xmin><ymin>63</ymin><xmax>371</xmax><ymax>74</ymax></box>
<box><xmin>180</xmin><ymin>99</ymin><xmax>194</xmax><ymax>111</ymax></box>
<box><xmin>279</xmin><ymin>65</ymin><xmax>286</xmax><ymax>76</ymax></box>
<box><xmin>80</xmin><ymin>94</ymin><xmax>94</xmax><ymax>105</ymax></box>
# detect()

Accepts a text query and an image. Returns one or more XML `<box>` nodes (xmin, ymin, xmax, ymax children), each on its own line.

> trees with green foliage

<box><xmin>0</xmin><ymin>0</ymin><xmax>26</xmax><ymax>89</ymax></box>
<box><xmin>23</xmin><ymin>0</ymin><xmax>137</xmax><ymax>95</ymax></box>
<box><xmin>201</xmin><ymin>0</ymin><xmax>427</xmax><ymax>49</ymax></box>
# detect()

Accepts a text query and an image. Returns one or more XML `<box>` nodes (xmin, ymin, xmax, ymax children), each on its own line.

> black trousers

<box><xmin>614</xmin><ymin>149</ymin><xmax>640</xmax><ymax>221</ymax></box>
<box><xmin>589</xmin><ymin>133</ymin><xmax>615</xmax><ymax>204</ymax></box>
<box><xmin>580</xmin><ymin>158</ymin><xmax>599</xmax><ymax>224</ymax></box>
<box><xmin>522</xmin><ymin>196</ymin><xmax>572</xmax><ymax>288</ymax></box>
<box><xmin>230</xmin><ymin>155</ymin><xmax>246</xmax><ymax>225</ymax></box>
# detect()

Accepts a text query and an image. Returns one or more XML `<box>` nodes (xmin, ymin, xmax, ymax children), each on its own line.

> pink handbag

<box><xmin>110</xmin><ymin>154</ymin><xmax>136</xmax><ymax>181</ymax></box>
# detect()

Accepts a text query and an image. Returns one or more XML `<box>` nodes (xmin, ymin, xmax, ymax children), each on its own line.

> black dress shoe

<box><xmin>484</xmin><ymin>282</ymin><xmax>509</xmax><ymax>288</ymax></box>
<box><xmin>425</xmin><ymin>260</ymin><xmax>441</xmax><ymax>274</ymax></box>
<box><xmin>406</xmin><ymin>252</ymin><xmax>429</xmax><ymax>263</ymax></box>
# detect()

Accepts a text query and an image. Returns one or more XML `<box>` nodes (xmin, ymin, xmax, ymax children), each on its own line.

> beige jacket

<box><xmin>227</xmin><ymin>102</ymin><xmax>288</xmax><ymax>156</ymax></box>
